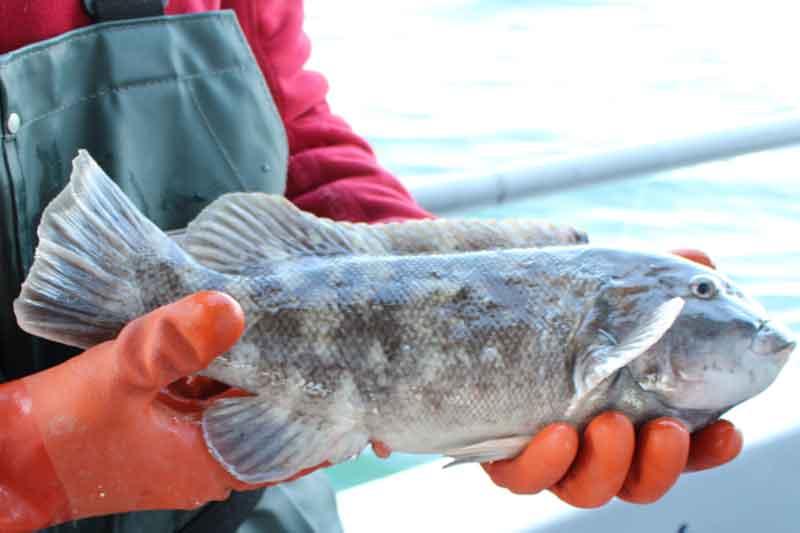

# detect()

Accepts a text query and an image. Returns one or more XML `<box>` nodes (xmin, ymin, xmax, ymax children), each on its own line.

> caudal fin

<box><xmin>14</xmin><ymin>150</ymin><xmax>182</xmax><ymax>348</ymax></box>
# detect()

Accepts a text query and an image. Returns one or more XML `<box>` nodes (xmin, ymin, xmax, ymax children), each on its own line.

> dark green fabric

<box><xmin>238</xmin><ymin>472</ymin><xmax>344</xmax><ymax>533</ymax></box>
<box><xmin>0</xmin><ymin>11</ymin><xmax>342</xmax><ymax>533</ymax></box>
<box><xmin>0</xmin><ymin>11</ymin><xmax>288</xmax><ymax>378</ymax></box>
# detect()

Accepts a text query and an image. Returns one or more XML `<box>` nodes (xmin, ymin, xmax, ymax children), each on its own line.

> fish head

<box><xmin>621</xmin><ymin>255</ymin><xmax>795</xmax><ymax>412</ymax></box>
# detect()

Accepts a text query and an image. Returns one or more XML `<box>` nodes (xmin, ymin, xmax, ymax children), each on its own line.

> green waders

<box><xmin>0</xmin><ymin>3</ymin><xmax>343</xmax><ymax>532</ymax></box>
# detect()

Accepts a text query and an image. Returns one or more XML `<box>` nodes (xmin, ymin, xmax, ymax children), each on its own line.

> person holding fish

<box><xmin>0</xmin><ymin>1</ymin><xmax>762</xmax><ymax>533</ymax></box>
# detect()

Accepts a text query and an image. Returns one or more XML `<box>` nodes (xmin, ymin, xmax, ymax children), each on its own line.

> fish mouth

<box><xmin>773</xmin><ymin>340</ymin><xmax>797</xmax><ymax>361</ymax></box>
<box><xmin>751</xmin><ymin>320</ymin><xmax>796</xmax><ymax>358</ymax></box>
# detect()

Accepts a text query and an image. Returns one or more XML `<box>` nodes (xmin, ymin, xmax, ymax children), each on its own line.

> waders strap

<box><xmin>83</xmin><ymin>0</ymin><xmax>167</xmax><ymax>22</ymax></box>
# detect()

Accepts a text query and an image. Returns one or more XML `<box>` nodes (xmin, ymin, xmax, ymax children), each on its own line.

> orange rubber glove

<box><xmin>483</xmin><ymin>248</ymin><xmax>742</xmax><ymax>507</ymax></box>
<box><xmin>0</xmin><ymin>291</ymin><xmax>320</xmax><ymax>531</ymax></box>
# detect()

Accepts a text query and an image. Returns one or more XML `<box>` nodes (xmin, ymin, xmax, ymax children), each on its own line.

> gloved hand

<box><xmin>482</xmin><ymin>248</ymin><xmax>742</xmax><ymax>507</ymax></box>
<box><xmin>0</xmin><ymin>291</ymin><xmax>319</xmax><ymax>531</ymax></box>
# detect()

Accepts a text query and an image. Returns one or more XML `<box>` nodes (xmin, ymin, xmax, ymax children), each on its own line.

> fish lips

<box><xmin>750</xmin><ymin>320</ymin><xmax>797</xmax><ymax>361</ymax></box>
<box><xmin>771</xmin><ymin>340</ymin><xmax>796</xmax><ymax>363</ymax></box>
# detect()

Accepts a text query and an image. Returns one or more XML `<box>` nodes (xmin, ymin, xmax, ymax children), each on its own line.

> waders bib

<box><xmin>0</xmin><ymin>2</ymin><xmax>342</xmax><ymax>531</ymax></box>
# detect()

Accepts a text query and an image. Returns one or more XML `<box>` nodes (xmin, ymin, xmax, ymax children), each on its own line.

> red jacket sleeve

<box><xmin>227</xmin><ymin>0</ymin><xmax>433</xmax><ymax>223</ymax></box>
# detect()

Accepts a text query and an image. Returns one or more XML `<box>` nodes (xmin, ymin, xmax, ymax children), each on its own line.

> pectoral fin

<box><xmin>572</xmin><ymin>297</ymin><xmax>685</xmax><ymax>405</ymax></box>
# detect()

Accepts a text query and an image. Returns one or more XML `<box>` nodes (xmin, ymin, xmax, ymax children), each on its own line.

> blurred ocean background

<box><xmin>302</xmin><ymin>0</ymin><xmax>800</xmax><ymax>491</ymax></box>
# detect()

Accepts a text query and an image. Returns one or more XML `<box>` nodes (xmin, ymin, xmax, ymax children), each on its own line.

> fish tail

<box><xmin>14</xmin><ymin>150</ymin><xmax>186</xmax><ymax>349</ymax></box>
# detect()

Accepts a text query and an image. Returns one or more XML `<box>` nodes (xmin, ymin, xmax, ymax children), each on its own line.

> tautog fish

<box><xmin>15</xmin><ymin>151</ymin><xmax>795</xmax><ymax>484</ymax></box>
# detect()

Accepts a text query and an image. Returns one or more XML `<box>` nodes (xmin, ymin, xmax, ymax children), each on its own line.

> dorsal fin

<box><xmin>346</xmin><ymin>216</ymin><xmax>587</xmax><ymax>255</ymax></box>
<box><xmin>182</xmin><ymin>192</ymin><xmax>588</xmax><ymax>275</ymax></box>
<box><xmin>183</xmin><ymin>193</ymin><xmax>391</xmax><ymax>274</ymax></box>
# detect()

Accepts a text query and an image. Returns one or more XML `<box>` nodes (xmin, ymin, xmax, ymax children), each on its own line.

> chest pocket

<box><xmin>0</xmin><ymin>11</ymin><xmax>288</xmax><ymax>377</ymax></box>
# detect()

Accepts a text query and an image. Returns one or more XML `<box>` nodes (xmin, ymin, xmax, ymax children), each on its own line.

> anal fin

<box><xmin>203</xmin><ymin>397</ymin><xmax>368</xmax><ymax>484</ymax></box>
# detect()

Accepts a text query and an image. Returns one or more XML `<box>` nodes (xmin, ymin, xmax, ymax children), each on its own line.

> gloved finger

<box><xmin>685</xmin><ymin>419</ymin><xmax>742</xmax><ymax>472</ymax></box>
<box><xmin>481</xmin><ymin>423</ymin><xmax>578</xmax><ymax>494</ymax></box>
<box><xmin>670</xmin><ymin>249</ymin><xmax>716</xmax><ymax>269</ymax></box>
<box><xmin>117</xmin><ymin>291</ymin><xmax>245</xmax><ymax>392</ymax></box>
<box><xmin>550</xmin><ymin>412</ymin><xmax>635</xmax><ymax>508</ymax></box>
<box><xmin>618</xmin><ymin>418</ymin><xmax>690</xmax><ymax>504</ymax></box>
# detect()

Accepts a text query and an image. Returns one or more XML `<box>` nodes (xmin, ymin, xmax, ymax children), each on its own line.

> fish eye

<box><xmin>690</xmin><ymin>275</ymin><xmax>718</xmax><ymax>299</ymax></box>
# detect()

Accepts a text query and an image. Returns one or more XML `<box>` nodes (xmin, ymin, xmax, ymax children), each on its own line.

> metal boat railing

<box><xmin>404</xmin><ymin>114</ymin><xmax>800</xmax><ymax>214</ymax></box>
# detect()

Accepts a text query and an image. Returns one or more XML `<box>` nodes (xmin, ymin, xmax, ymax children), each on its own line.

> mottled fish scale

<box><xmin>201</xmin><ymin>252</ymin><xmax>599</xmax><ymax>454</ymax></box>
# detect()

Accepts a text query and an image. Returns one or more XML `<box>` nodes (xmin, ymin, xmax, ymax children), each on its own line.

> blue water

<box><xmin>303</xmin><ymin>0</ymin><xmax>800</xmax><ymax>491</ymax></box>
